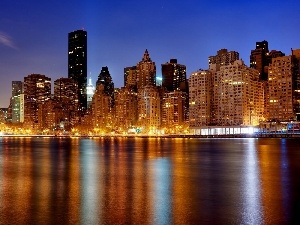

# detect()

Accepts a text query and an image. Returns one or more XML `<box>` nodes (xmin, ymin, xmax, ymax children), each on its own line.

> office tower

<box><xmin>268</xmin><ymin>50</ymin><xmax>300</xmax><ymax>121</ymax></box>
<box><xmin>87</xmin><ymin>77</ymin><xmax>95</xmax><ymax>109</ymax></box>
<box><xmin>136</xmin><ymin>49</ymin><xmax>156</xmax><ymax>89</ymax></box>
<box><xmin>68</xmin><ymin>29</ymin><xmax>87</xmax><ymax>112</ymax></box>
<box><xmin>124</xmin><ymin>66</ymin><xmax>137</xmax><ymax>90</ymax></box>
<box><xmin>161</xmin><ymin>59</ymin><xmax>187</xmax><ymax>92</ymax></box>
<box><xmin>208</xmin><ymin>49</ymin><xmax>239</xmax><ymax>69</ymax></box>
<box><xmin>115</xmin><ymin>87</ymin><xmax>138</xmax><ymax>132</ymax></box>
<box><xmin>11</xmin><ymin>81</ymin><xmax>23</xmax><ymax>123</ymax></box>
<box><xmin>189</xmin><ymin>70</ymin><xmax>212</xmax><ymax>127</ymax></box>
<box><xmin>91</xmin><ymin>83</ymin><xmax>112</xmax><ymax>131</ymax></box>
<box><xmin>54</xmin><ymin>77</ymin><xmax>79</xmax><ymax>128</ymax></box>
<box><xmin>23</xmin><ymin>74</ymin><xmax>51</xmax><ymax>128</ymax></box>
<box><xmin>97</xmin><ymin>66</ymin><xmax>114</xmax><ymax>109</ymax></box>
<box><xmin>162</xmin><ymin>90</ymin><xmax>188</xmax><ymax>133</ymax></box>
<box><xmin>137</xmin><ymin>86</ymin><xmax>161</xmax><ymax>133</ymax></box>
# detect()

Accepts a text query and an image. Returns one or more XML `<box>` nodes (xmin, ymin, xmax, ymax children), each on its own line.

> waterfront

<box><xmin>0</xmin><ymin>137</ymin><xmax>299</xmax><ymax>224</ymax></box>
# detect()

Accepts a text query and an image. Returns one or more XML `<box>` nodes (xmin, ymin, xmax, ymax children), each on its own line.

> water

<box><xmin>0</xmin><ymin>137</ymin><xmax>299</xmax><ymax>225</ymax></box>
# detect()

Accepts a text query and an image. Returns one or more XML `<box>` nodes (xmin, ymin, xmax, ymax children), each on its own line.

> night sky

<box><xmin>1</xmin><ymin>0</ymin><xmax>300</xmax><ymax>107</ymax></box>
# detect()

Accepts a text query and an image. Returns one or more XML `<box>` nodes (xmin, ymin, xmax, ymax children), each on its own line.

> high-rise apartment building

<box><xmin>137</xmin><ymin>86</ymin><xmax>161</xmax><ymax>133</ymax></box>
<box><xmin>136</xmin><ymin>50</ymin><xmax>156</xmax><ymax>89</ymax></box>
<box><xmin>115</xmin><ymin>87</ymin><xmax>138</xmax><ymax>132</ymax></box>
<box><xmin>189</xmin><ymin>70</ymin><xmax>212</xmax><ymax>127</ymax></box>
<box><xmin>162</xmin><ymin>90</ymin><xmax>188</xmax><ymax>132</ymax></box>
<box><xmin>124</xmin><ymin>66</ymin><xmax>137</xmax><ymax>90</ymax></box>
<box><xmin>68</xmin><ymin>29</ymin><xmax>87</xmax><ymax>112</ymax></box>
<box><xmin>213</xmin><ymin>60</ymin><xmax>264</xmax><ymax>126</ymax></box>
<box><xmin>91</xmin><ymin>83</ymin><xmax>112</xmax><ymax>131</ymax></box>
<box><xmin>161</xmin><ymin>59</ymin><xmax>187</xmax><ymax>92</ymax></box>
<box><xmin>268</xmin><ymin>50</ymin><xmax>300</xmax><ymax>121</ymax></box>
<box><xmin>54</xmin><ymin>77</ymin><xmax>79</xmax><ymax>128</ymax></box>
<box><xmin>249</xmin><ymin>40</ymin><xmax>285</xmax><ymax>81</ymax></box>
<box><xmin>208</xmin><ymin>49</ymin><xmax>239</xmax><ymax>69</ymax></box>
<box><xmin>23</xmin><ymin>74</ymin><xmax>51</xmax><ymax>128</ymax></box>
<box><xmin>38</xmin><ymin>98</ymin><xmax>56</xmax><ymax>130</ymax></box>
<box><xmin>11</xmin><ymin>81</ymin><xmax>23</xmax><ymax>123</ymax></box>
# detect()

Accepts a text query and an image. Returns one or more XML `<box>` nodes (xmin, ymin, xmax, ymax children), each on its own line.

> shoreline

<box><xmin>1</xmin><ymin>133</ymin><xmax>300</xmax><ymax>139</ymax></box>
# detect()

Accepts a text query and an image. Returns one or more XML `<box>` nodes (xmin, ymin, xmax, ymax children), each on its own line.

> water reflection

<box><xmin>0</xmin><ymin>137</ymin><xmax>299</xmax><ymax>224</ymax></box>
<box><xmin>80</xmin><ymin>139</ymin><xmax>101</xmax><ymax>224</ymax></box>
<box><xmin>151</xmin><ymin>158</ymin><xmax>172</xmax><ymax>225</ymax></box>
<box><xmin>242</xmin><ymin>138</ymin><xmax>263</xmax><ymax>224</ymax></box>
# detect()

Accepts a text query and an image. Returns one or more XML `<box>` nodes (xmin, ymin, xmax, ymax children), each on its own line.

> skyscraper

<box><xmin>189</xmin><ymin>70</ymin><xmax>212</xmax><ymax>127</ymax></box>
<box><xmin>91</xmin><ymin>83</ymin><xmax>112</xmax><ymax>131</ymax></box>
<box><xmin>124</xmin><ymin>66</ymin><xmax>137</xmax><ymax>90</ymax></box>
<box><xmin>68</xmin><ymin>29</ymin><xmax>87</xmax><ymax>112</ymax></box>
<box><xmin>268</xmin><ymin>50</ymin><xmax>300</xmax><ymax>121</ymax></box>
<box><xmin>87</xmin><ymin>77</ymin><xmax>95</xmax><ymax>109</ymax></box>
<box><xmin>23</xmin><ymin>74</ymin><xmax>51</xmax><ymax>128</ymax></box>
<box><xmin>136</xmin><ymin>49</ymin><xmax>156</xmax><ymax>89</ymax></box>
<box><xmin>11</xmin><ymin>81</ymin><xmax>23</xmax><ymax>123</ymax></box>
<box><xmin>161</xmin><ymin>59</ymin><xmax>187</xmax><ymax>92</ymax></box>
<box><xmin>96</xmin><ymin>66</ymin><xmax>114</xmax><ymax>108</ymax></box>
<box><xmin>54</xmin><ymin>77</ymin><xmax>79</xmax><ymax>128</ymax></box>
<box><xmin>250</xmin><ymin>40</ymin><xmax>269</xmax><ymax>80</ymax></box>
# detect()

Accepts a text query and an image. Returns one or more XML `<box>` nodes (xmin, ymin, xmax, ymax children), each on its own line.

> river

<box><xmin>0</xmin><ymin>137</ymin><xmax>299</xmax><ymax>224</ymax></box>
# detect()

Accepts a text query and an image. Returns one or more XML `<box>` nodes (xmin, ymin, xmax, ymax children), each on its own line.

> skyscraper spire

<box><xmin>142</xmin><ymin>49</ymin><xmax>151</xmax><ymax>62</ymax></box>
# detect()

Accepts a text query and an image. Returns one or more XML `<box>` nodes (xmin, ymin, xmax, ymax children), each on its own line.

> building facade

<box><xmin>250</xmin><ymin>40</ymin><xmax>269</xmax><ymax>80</ymax></box>
<box><xmin>124</xmin><ymin>66</ymin><xmax>137</xmax><ymax>90</ymax></box>
<box><xmin>91</xmin><ymin>83</ymin><xmax>112</xmax><ymax>132</ymax></box>
<box><xmin>137</xmin><ymin>86</ymin><xmax>161</xmax><ymax>133</ymax></box>
<box><xmin>162</xmin><ymin>90</ymin><xmax>188</xmax><ymax>133</ymax></box>
<box><xmin>97</xmin><ymin>66</ymin><xmax>114</xmax><ymax>108</ymax></box>
<box><xmin>268</xmin><ymin>50</ymin><xmax>300</xmax><ymax>121</ymax></box>
<box><xmin>68</xmin><ymin>29</ymin><xmax>87</xmax><ymax>112</ymax></box>
<box><xmin>189</xmin><ymin>70</ymin><xmax>212</xmax><ymax>127</ymax></box>
<box><xmin>208</xmin><ymin>49</ymin><xmax>239</xmax><ymax>68</ymax></box>
<box><xmin>136</xmin><ymin>50</ymin><xmax>156</xmax><ymax>89</ymax></box>
<box><xmin>54</xmin><ymin>77</ymin><xmax>79</xmax><ymax>129</ymax></box>
<box><xmin>23</xmin><ymin>74</ymin><xmax>51</xmax><ymax>129</ymax></box>
<box><xmin>87</xmin><ymin>77</ymin><xmax>95</xmax><ymax>109</ymax></box>
<box><xmin>213</xmin><ymin>60</ymin><xmax>264</xmax><ymax>126</ymax></box>
<box><xmin>114</xmin><ymin>87</ymin><xmax>138</xmax><ymax>132</ymax></box>
<box><xmin>11</xmin><ymin>81</ymin><xmax>24</xmax><ymax>123</ymax></box>
<box><xmin>161</xmin><ymin>59</ymin><xmax>187</xmax><ymax>92</ymax></box>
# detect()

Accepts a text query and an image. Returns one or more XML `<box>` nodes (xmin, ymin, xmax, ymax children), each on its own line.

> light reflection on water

<box><xmin>0</xmin><ymin>137</ymin><xmax>300</xmax><ymax>224</ymax></box>
<box><xmin>242</xmin><ymin>138</ymin><xmax>263</xmax><ymax>225</ymax></box>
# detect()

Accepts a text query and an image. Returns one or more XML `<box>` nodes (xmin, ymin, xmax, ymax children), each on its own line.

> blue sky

<box><xmin>1</xmin><ymin>0</ymin><xmax>300</xmax><ymax>107</ymax></box>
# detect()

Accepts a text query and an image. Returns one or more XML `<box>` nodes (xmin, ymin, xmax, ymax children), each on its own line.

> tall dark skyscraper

<box><xmin>68</xmin><ymin>29</ymin><xmax>87</xmax><ymax>112</ymax></box>
<box><xmin>161</xmin><ymin>59</ymin><xmax>187</xmax><ymax>92</ymax></box>
<box><xmin>250</xmin><ymin>40</ymin><xmax>269</xmax><ymax>80</ymax></box>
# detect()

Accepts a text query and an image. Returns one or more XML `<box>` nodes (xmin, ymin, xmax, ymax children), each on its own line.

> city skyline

<box><xmin>1</xmin><ymin>0</ymin><xmax>300</xmax><ymax>107</ymax></box>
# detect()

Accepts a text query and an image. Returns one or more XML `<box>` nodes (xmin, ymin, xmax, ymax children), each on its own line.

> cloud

<box><xmin>0</xmin><ymin>32</ymin><xmax>17</xmax><ymax>49</ymax></box>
